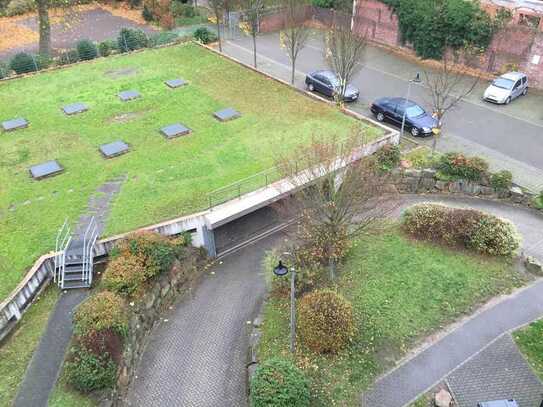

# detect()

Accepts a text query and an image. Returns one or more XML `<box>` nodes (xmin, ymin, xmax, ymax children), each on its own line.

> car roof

<box><xmin>478</xmin><ymin>399</ymin><xmax>519</xmax><ymax>407</ymax></box>
<box><xmin>377</xmin><ymin>97</ymin><xmax>419</xmax><ymax>107</ymax></box>
<box><xmin>500</xmin><ymin>72</ymin><xmax>526</xmax><ymax>81</ymax></box>
<box><xmin>314</xmin><ymin>70</ymin><xmax>337</xmax><ymax>79</ymax></box>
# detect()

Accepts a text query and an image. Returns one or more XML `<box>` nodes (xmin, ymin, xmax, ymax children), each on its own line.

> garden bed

<box><xmin>0</xmin><ymin>41</ymin><xmax>381</xmax><ymax>300</ymax></box>
<box><xmin>256</xmin><ymin>227</ymin><xmax>527</xmax><ymax>405</ymax></box>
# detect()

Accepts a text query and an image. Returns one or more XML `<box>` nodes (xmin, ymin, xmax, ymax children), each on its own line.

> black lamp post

<box><xmin>401</xmin><ymin>72</ymin><xmax>421</xmax><ymax>138</ymax></box>
<box><xmin>273</xmin><ymin>260</ymin><xmax>296</xmax><ymax>353</ymax></box>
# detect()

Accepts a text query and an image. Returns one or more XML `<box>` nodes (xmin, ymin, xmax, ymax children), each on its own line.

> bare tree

<box><xmin>242</xmin><ymin>0</ymin><xmax>265</xmax><ymax>68</ymax></box>
<box><xmin>279</xmin><ymin>0</ymin><xmax>310</xmax><ymax>84</ymax></box>
<box><xmin>324</xmin><ymin>15</ymin><xmax>367</xmax><ymax>106</ymax></box>
<box><xmin>423</xmin><ymin>50</ymin><xmax>481</xmax><ymax>153</ymax></box>
<box><xmin>276</xmin><ymin>133</ymin><xmax>399</xmax><ymax>280</ymax></box>
<box><xmin>209</xmin><ymin>0</ymin><xmax>225</xmax><ymax>52</ymax></box>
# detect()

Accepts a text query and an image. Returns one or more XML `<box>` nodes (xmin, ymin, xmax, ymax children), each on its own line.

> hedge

<box><xmin>73</xmin><ymin>291</ymin><xmax>128</xmax><ymax>338</ymax></box>
<box><xmin>436</xmin><ymin>152</ymin><xmax>489</xmax><ymax>182</ymax></box>
<box><xmin>402</xmin><ymin>203</ymin><xmax>521</xmax><ymax>257</ymax></box>
<box><xmin>65</xmin><ymin>346</ymin><xmax>118</xmax><ymax>393</ymax></box>
<box><xmin>250</xmin><ymin>358</ymin><xmax>310</xmax><ymax>407</ymax></box>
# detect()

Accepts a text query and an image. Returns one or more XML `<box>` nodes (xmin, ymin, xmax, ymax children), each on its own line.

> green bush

<box><xmin>102</xmin><ymin>253</ymin><xmax>149</xmax><ymax>296</ymax></box>
<box><xmin>9</xmin><ymin>52</ymin><xmax>40</xmax><ymax>74</ymax></box>
<box><xmin>0</xmin><ymin>62</ymin><xmax>10</xmax><ymax>79</ymax></box>
<box><xmin>436</xmin><ymin>152</ymin><xmax>489</xmax><ymax>181</ymax></box>
<box><xmin>402</xmin><ymin>203</ymin><xmax>521</xmax><ymax>257</ymax></box>
<box><xmin>298</xmin><ymin>289</ymin><xmax>355</xmax><ymax>354</ymax></box>
<box><xmin>142</xmin><ymin>4</ymin><xmax>154</xmax><ymax>21</ymax></box>
<box><xmin>5</xmin><ymin>0</ymin><xmax>33</xmax><ymax>16</ymax></box>
<box><xmin>65</xmin><ymin>346</ymin><xmax>117</xmax><ymax>393</ymax></box>
<box><xmin>171</xmin><ymin>2</ymin><xmax>196</xmax><ymax>17</ymax></box>
<box><xmin>74</xmin><ymin>291</ymin><xmax>128</xmax><ymax>338</ymax></box>
<box><xmin>98</xmin><ymin>40</ymin><xmax>116</xmax><ymax>57</ymax></box>
<box><xmin>375</xmin><ymin>143</ymin><xmax>401</xmax><ymax>172</ymax></box>
<box><xmin>250</xmin><ymin>358</ymin><xmax>310</xmax><ymax>407</ymax></box>
<box><xmin>118</xmin><ymin>28</ymin><xmax>148</xmax><ymax>52</ymax></box>
<box><xmin>193</xmin><ymin>27</ymin><xmax>217</xmax><ymax>44</ymax></box>
<box><xmin>490</xmin><ymin>170</ymin><xmax>513</xmax><ymax>190</ymax></box>
<box><xmin>311</xmin><ymin>0</ymin><xmax>336</xmax><ymax>7</ymax></box>
<box><xmin>76</xmin><ymin>39</ymin><xmax>98</xmax><ymax>60</ymax></box>
<box><xmin>148</xmin><ymin>31</ymin><xmax>180</xmax><ymax>47</ymax></box>
<box><xmin>57</xmin><ymin>49</ymin><xmax>79</xmax><ymax>65</ymax></box>
<box><xmin>468</xmin><ymin>215</ymin><xmax>520</xmax><ymax>257</ymax></box>
<box><xmin>395</xmin><ymin>0</ymin><xmax>494</xmax><ymax>59</ymax></box>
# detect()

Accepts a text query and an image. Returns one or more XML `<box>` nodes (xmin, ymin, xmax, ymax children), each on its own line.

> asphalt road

<box><xmin>220</xmin><ymin>32</ymin><xmax>543</xmax><ymax>192</ymax></box>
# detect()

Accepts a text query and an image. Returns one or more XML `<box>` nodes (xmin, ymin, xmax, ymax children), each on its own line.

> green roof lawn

<box><xmin>0</xmin><ymin>43</ymin><xmax>382</xmax><ymax>299</ymax></box>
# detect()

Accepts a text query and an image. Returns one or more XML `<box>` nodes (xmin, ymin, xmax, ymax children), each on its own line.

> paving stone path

<box><xmin>126</xmin><ymin>195</ymin><xmax>543</xmax><ymax>407</ymax></box>
<box><xmin>13</xmin><ymin>177</ymin><xmax>125</xmax><ymax>407</ymax></box>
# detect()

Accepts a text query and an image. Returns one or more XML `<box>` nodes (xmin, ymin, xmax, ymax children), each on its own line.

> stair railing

<box><xmin>54</xmin><ymin>219</ymin><xmax>71</xmax><ymax>287</ymax></box>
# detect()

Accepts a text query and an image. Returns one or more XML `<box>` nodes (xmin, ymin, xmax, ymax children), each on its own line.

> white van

<box><xmin>483</xmin><ymin>72</ymin><xmax>528</xmax><ymax>104</ymax></box>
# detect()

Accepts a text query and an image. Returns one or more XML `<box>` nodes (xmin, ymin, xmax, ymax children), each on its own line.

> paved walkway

<box><xmin>13</xmin><ymin>178</ymin><xmax>125</xmax><ymax>407</ymax></box>
<box><xmin>362</xmin><ymin>195</ymin><xmax>543</xmax><ymax>406</ymax></box>
<box><xmin>447</xmin><ymin>334</ymin><xmax>543</xmax><ymax>407</ymax></box>
<box><xmin>126</xmin><ymin>232</ymin><xmax>286</xmax><ymax>406</ymax></box>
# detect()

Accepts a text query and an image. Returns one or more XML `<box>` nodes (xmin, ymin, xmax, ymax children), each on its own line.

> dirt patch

<box><xmin>98</xmin><ymin>3</ymin><xmax>148</xmax><ymax>25</ymax></box>
<box><xmin>0</xmin><ymin>18</ymin><xmax>38</xmax><ymax>53</ymax></box>
<box><xmin>107</xmin><ymin>111</ymin><xmax>146</xmax><ymax>123</ymax></box>
<box><xmin>104</xmin><ymin>67</ymin><xmax>139</xmax><ymax>79</ymax></box>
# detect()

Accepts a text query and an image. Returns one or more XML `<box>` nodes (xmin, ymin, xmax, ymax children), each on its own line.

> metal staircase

<box><xmin>54</xmin><ymin>217</ymin><xmax>98</xmax><ymax>289</ymax></box>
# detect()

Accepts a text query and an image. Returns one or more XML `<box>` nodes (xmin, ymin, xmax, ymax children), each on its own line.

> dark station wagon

<box><xmin>305</xmin><ymin>70</ymin><xmax>360</xmax><ymax>102</ymax></box>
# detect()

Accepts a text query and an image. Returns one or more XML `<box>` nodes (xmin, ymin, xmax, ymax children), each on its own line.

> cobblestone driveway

<box><xmin>127</xmin><ymin>232</ymin><xmax>285</xmax><ymax>407</ymax></box>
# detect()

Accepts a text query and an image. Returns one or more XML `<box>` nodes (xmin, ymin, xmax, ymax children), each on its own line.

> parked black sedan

<box><xmin>370</xmin><ymin>97</ymin><xmax>437</xmax><ymax>137</ymax></box>
<box><xmin>305</xmin><ymin>70</ymin><xmax>360</xmax><ymax>102</ymax></box>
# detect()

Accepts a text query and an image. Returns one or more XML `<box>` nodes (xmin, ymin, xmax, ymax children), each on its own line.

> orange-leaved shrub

<box><xmin>102</xmin><ymin>231</ymin><xmax>188</xmax><ymax>296</ymax></box>
<box><xmin>73</xmin><ymin>290</ymin><xmax>128</xmax><ymax>338</ymax></box>
<box><xmin>297</xmin><ymin>289</ymin><xmax>355</xmax><ymax>354</ymax></box>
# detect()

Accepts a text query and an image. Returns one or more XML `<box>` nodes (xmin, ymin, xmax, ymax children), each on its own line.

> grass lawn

<box><xmin>0</xmin><ymin>286</ymin><xmax>58</xmax><ymax>407</ymax></box>
<box><xmin>514</xmin><ymin>319</ymin><xmax>543</xmax><ymax>381</ymax></box>
<box><xmin>258</xmin><ymin>228</ymin><xmax>526</xmax><ymax>406</ymax></box>
<box><xmin>48</xmin><ymin>363</ymin><xmax>97</xmax><ymax>407</ymax></box>
<box><xmin>0</xmin><ymin>42</ymin><xmax>380</xmax><ymax>300</ymax></box>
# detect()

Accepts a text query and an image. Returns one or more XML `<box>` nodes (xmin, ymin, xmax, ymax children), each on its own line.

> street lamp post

<box><xmin>400</xmin><ymin>72</ymin><xmax>421</xmax><ymax>138</ymax></box>
<box><xmin>273</xmin><ymin>260</ymin><xmax>296</xmax><ymax>354</ymax></box>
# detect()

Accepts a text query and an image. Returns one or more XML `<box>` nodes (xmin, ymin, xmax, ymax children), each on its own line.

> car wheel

<box><xmin>505</xmin><ymin>97</ymin><xmax>511</xmax><ymax>105</ymax></box>
<box><xmin>411</xmin><ymin>127</ymin><xmax>419</xmax><ymax>137</ymax></box>
<box><xmin>308</xmin><ymin>83</ymin><xmax>315</xmax><ymax>92</ymax></box>
<box><xmin>522</xmin><ymin>88</ymin><xmax>528</xmax><ymax>96</ymax></box>
<box><xmin>376</xmin><ymin>112</ymin><xmax>384</xmax><ymax>122</ymax></box>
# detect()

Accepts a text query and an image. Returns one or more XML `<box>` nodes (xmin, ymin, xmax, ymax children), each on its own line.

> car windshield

<box><xmin>492</xmin><ymin>77</ymin><xmax>514</xmax><ymax>90</ymax></box>
<box><xmin>405</xmin><ymin>104</ymin><xmax>425</xmax><ymax>118</ymax></box>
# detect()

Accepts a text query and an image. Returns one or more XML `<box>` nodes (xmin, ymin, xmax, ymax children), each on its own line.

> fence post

<box><xmin>238</xmin><ymin>184</ymin><xmax>241</xmax><ymax>198</ymax></box>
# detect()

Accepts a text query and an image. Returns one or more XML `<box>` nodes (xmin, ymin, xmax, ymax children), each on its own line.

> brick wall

<box><xmin>258</xmin><ymin>1</ymin><xmax>543</xmax><ymax>88</ymax></box>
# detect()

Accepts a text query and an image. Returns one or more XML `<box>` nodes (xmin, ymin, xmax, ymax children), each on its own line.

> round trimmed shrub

<box><xmin>297</xmin><ymin>289</ymin><xmax>355</xmax><ymax>354</ymax></box>
<box><xmin>9</xmin><ymin>52</ymin><xmax>39</xmax><ymax>74</ymax></box>
<box><xmin>193</xmin><ymin>27</ymin><xmax>217</xmax><ymax>44</ymax></box>
<box><xmin>65</xmin><ymin>346</ymin><xmax>117</xmax><ymax>393</ymax></box>
<box><xmin>490</xmin><ymin>170</ymin><xmax>513</xmax><ymax>190</ymax></box>
<box><xmin>118</xmin><ymin>28</ymin><xmax>148</xmax><ymax>52</ymax></box>
<box><xmin>468</xmin><ymin>216</ymin><xmax>521</xmax><ymax>257</ymax></box>
<box><xmin>0</xmin><ymin>62</ymin><xmax>10</xmax><ymax>79</ymax></box>
<box><xmin>74</xmin><ymin>291</ymin><xmax>128</xmax><ymax>337</ymax></box>
<box><xmin>76</xmin><ymin>39</ymin><xmax>98</xmax><ymax>60</ymax></box>
<box><xmin>437</xmin><ymin>152</ymin><xmax>489</xmax><ymax>181</ymax></box>
<box><xmin>250</xmin><ymin>358</ymin><xmax>310</xmax><ymax>407</ymax></box>
<box><xmin>98</xmin><ymin>40</ymin><xmax>116</xmax><ymax>57</ymax></box>
<box><xmin>57</xmin><ymin>49</ymin><xmax>79</xmax><ymax>66</ymax></box>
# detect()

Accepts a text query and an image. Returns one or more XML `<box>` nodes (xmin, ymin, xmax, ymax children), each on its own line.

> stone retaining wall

<box><xmin>392</xmin><ymin>167</ymin><xmax>542</xmax><ymax>210</ymax></box>
<box><xmin>109</xmin><ymin>248</ymin><xmax>207</xmax><ymax>405</ymax></box>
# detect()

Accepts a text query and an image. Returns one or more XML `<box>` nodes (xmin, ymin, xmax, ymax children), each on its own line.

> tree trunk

<box><xmin>328</xmin><ymin>257</ymin><xmax>336</xmax><ymax>281</ymax></box>
<box><xmin>291</xmin><ymin>57</ymin><xmax>296</xmax><ymax>85</ymax></box>
<box><xmin>252</xmin><ymin>33</ymin><xmax>257</xmax><ymax>68</ymax></box>
<box><xmin>37</xmin><ymin>0</ymin><xmax>51</xmax><ymax>57</ymax></box>
<box><xmin>216</xmin><ymin>19</ymin><xmax>222</xmax><ymax>52</ymax></box>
